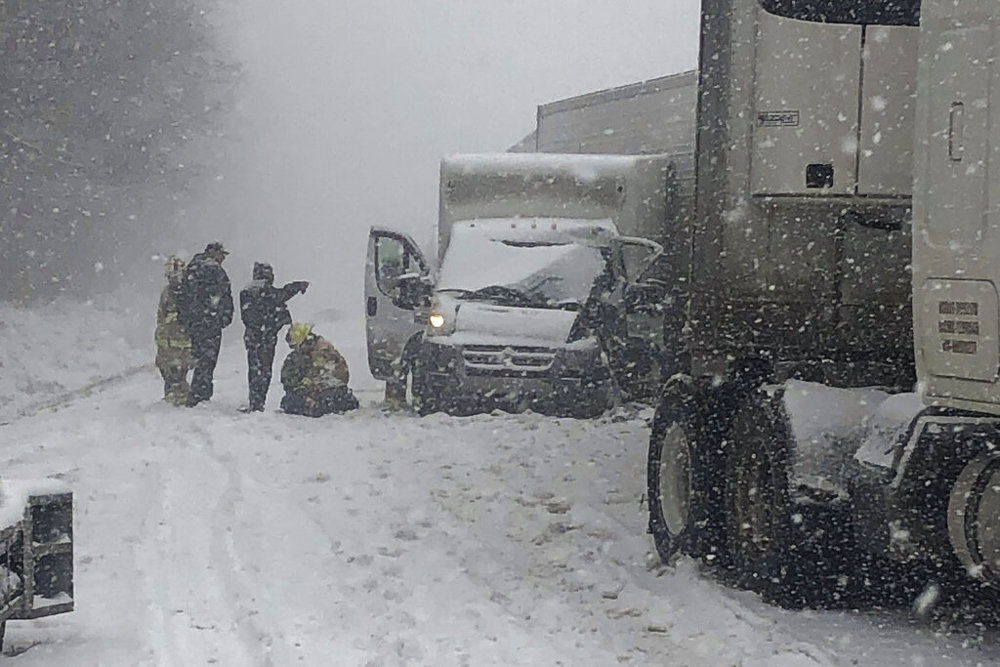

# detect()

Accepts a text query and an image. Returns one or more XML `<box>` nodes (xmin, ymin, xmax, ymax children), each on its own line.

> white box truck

<box><xmin>364</xmin><ymin>153</ymin><xmax>676</xmax><ymax>416</ymax></box>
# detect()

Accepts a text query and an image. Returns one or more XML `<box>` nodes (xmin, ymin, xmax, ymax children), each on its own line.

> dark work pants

<box><xmin>190</xmin><ymin>331</ymin><xmax>222</xmax><ymax>405</ymax></box>
<box><xmin>281</xmin><ymin>386</ymin><xmax>359</xmax><ymax>417</ymax></box>
<box><xmin>246</xmin><ymin>334</ymin><xmax>278</xmax><ymax>411</ymax></box>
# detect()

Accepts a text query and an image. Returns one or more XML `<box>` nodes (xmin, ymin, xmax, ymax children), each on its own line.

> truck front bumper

<box><xmin>419</xmin><ymin>337</ymin><xmax>612</xmax><ymax>417</ymax></box>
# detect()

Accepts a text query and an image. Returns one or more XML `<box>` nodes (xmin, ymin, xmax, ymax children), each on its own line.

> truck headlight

<box><xmin>426</xmin><ymin>295</ymin><xmax>458</xmax><ymax>335</ymax></box>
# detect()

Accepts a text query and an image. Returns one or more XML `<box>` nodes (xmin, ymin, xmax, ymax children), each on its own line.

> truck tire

<box><xmin>648</xmin><ymin>385</ymin><xmax>721</xmax><ymax>563</ymax></box>
<box><xmin>723</xmin><ymin>389</ymin><xmax>803</xmax><ymax>604</ymax></box>
<box><xmin>647</xmin><ymin>405</ymin><xmax>695</xmax><ymax>561</ymax></box>
<box><xmin>723</xmin><ymin>388</ymin><xmax>853</xmax><ymax>608</ymax></box>
<box><xmin>410</xmin><ymin>355</ymin><xmax>439</xmax><ymax>416</ymax></box>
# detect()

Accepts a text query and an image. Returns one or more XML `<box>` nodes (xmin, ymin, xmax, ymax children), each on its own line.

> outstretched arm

<box><xmin>278</xmin><ymin>280</ymin><xmax>309</xmax><ymax>303</ymax></box>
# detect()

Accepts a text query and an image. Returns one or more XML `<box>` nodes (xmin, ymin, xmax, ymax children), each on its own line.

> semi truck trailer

<box><xmin>525</xmin><ymin>1</ymin><xmax>924</xmax><ymax>604</ymax></box>
<box><xmin>634</xmin><ymin>0</ymin><xmax>1000</xmax><ymax>609</ymax></box>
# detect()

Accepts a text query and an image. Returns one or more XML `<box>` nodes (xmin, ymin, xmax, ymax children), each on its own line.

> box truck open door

<box><xmin>364</xmin><ymin>227</ymin><xmax>431</xmax><ymax>382</ymax></box>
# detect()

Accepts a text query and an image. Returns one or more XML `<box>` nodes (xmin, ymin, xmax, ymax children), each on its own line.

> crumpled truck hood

<box><xmin>450</xmin><ymin>301</ymin><xmax>578</xmax><ymax>347</ymax></box>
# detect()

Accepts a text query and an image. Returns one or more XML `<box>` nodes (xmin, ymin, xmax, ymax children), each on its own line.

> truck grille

<box><xmin>462</xmin><ymin>345</ymin><xmax>556</xmax><ymax>376</ymax></box>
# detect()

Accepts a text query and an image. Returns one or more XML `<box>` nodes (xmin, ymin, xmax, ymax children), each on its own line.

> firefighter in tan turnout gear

<box><xmin>280</xmin><ymin>322</ymin><xmax>359</xmax><ymax>417</ymax></box>
<box><xmin>155</xmin><ymin>255</ymin><xmax>193</xmax><ymax>405</ymax></box>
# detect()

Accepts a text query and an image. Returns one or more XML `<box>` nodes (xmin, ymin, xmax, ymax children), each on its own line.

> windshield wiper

<box><xmin>467</xmin><ymin>284</ymin><xmax>533</xmax><ymax>306</ymax></box>
<box><xmin>444</xmin><ymin>284</ymin><xmax>577</xmax><ymax>309</ymax></box>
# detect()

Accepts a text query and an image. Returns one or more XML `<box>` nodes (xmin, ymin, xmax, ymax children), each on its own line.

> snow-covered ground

<box><xmin>1</xmin><ymin>307</ymin><xmax>1000</xmax><ymax>665</ymax></box>
<box><xmin>0</xmin><ymin>296</ymin><xmax>151</xmax><ymax>423</ymax></box>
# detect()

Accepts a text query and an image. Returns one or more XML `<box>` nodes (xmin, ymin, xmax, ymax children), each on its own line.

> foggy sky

<box><xmin>195</xmin><ymin>1</ymin><xmax>700</xmax><ymax>321</ymax></box>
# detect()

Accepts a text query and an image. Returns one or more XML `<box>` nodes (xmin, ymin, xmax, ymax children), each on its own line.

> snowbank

<box><xmin>0</xmin><ymin>294</ymin><xmax>152</xmax><ymax>422</ymax></box>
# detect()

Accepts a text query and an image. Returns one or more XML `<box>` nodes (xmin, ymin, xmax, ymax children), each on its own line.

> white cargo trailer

<box><xmin>534</xmin><ymin>71</ymin><xmax>697</xmax><ymax>266</ymax></box>
<box><xmin>535</xmin><ymin>70</ymin><xmax>697</xmax><ymax>158</ymax></box>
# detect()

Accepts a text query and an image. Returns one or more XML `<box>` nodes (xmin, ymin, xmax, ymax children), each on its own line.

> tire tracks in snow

<box><xmin>131</xmin><ymin>465</ymin><xmax>184</xmax><ymax>664</ymax></box>
<box><xmin>188</xmin><ymin>420</ymin><xmax>275</xmax><ymax>667</ymax></box>
<box><xmin>195</xmin><ymin>416</ymin><xmax>352</xmax><ymax>664</ymax></box>
<box><xmin>418</xmin><ymin>414</ymin><xmax>834</xmax><ymax>666</ymax></box>
<box><xmin>130</xmin><ymin>420</ymin><xmax>262</xmax><ymax>667</ymax></box>
<box><xmin>0</xmin><ymin>364</ymin><xmax>154</xmax><ymax>427</ymax></box>
<box><xmin>7</xmin><ymin>360</ymin><xmax>997</xmax><ymax>667</ymax></box>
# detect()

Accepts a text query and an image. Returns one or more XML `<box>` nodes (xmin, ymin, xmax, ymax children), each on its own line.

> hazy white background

<box><xmin>194</xmin><ymin>1</ymin><xmax>700</xmax><ymax>321</ymax></box>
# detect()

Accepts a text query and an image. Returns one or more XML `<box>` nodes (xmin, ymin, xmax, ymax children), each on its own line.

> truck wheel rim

<box><xmin>658</xmin><ymin>422</ymin><xmax>692</xmax><ymax>536</ymax></box>
<box><xmin>948</xmin><ymin>452</ymin><xmax>1000</xmax><ymax>582</ymax></box>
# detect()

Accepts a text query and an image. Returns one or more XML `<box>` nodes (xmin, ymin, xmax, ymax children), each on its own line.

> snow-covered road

<box><xmin>3</xmin><ymin>341</ymin><xmax>1000</xmax><ymax>666</ymax></box>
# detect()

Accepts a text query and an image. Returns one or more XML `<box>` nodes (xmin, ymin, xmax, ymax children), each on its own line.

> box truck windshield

<box><xmin>436</xmin><ymin>231</ymin><xmax>608</xmax><ymax>309</ymax></box>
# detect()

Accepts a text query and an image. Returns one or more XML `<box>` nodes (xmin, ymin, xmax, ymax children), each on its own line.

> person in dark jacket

<box><xmin>240</xmin><ymin>262</ymin><xmax>308</xmax><ymax>412</ymax></box>
<box><xmin>280</xmin><ymin>322</ymin><xmax>359</xmax><ymax>417</ymax></box>
<box><xmin>180</xmin><ymin>242</ymin><xmax>234</xmax><ymax>406</ymax></box>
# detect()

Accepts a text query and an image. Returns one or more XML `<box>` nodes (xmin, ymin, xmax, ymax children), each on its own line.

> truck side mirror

<box><xmin>624</xmin><ymin>281</ymin><xmax>666</xmax><ymax>315</ymax></box>
<box><xmin>394</xmin><ymin>273</ymin><xmax>432</xmax><ymax>310</ymax></box>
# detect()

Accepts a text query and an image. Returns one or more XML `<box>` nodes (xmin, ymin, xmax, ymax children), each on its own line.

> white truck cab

<box><xmin>365</xmin><ymin>153</ymin><xmax>671</xmax><ymax>416</ymax></box>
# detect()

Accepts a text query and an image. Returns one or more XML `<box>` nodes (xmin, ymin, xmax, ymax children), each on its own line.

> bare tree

<box><xmin>0</xmin><ymin>0</ymin><xmax>237</xmax><ymax>302</ymax></box>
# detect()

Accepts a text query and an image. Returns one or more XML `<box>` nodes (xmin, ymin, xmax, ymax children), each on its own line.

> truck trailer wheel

<box><xmin>948</xmin><ymin>450</ymin><xmax>1000</xmax><ymax>585</ymax></box>
<box><xmin>723</xmin><ymin>390</ymin><xmax>806</xmax><ymax>605</ymax></box>
<box><xmin>723</xmin><ymin>389</ymin><xmax>853</xmax><ymax>609</ymax></box>
<box><xmin>647</xmin><ymin>388</ymin><xmax>718</xmax><ymax>563</ymax></box>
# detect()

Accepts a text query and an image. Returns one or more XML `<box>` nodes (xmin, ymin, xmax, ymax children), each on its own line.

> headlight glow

<box><xmin>429</xmin><ymin>313</ymin><xmax>446</xmax><ymax>328</ymax></box>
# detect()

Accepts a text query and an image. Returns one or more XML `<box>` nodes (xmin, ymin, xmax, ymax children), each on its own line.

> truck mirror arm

<box><xmin>616</xmin><ymin>236</ymin><xmax>665</xmax><ymax>283</ymax></box>
<box><xmin>393</xmin><ymin>273</ymin><xmax>433</xmax><ymax>310</ymax></box>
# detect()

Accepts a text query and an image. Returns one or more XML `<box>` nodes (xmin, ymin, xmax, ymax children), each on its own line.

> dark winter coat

<box><xmin>180</xmin><ymin>252</ymin><xmax>234</xmax><ymax>334</ymax></box>
<box><xmin>240</xmin><ymin>280</ymin><xmax>307</xmax><ymax>343</ymax></box>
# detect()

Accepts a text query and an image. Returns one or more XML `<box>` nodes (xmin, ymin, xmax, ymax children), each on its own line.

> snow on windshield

<box><xmin>437</xmin><ymin>225</ymin><xmax>608</xmax><ymax>306</ymax></box>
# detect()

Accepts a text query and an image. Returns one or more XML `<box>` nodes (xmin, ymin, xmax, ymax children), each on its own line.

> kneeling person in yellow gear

<box><xmin>280</xmin><ymin>323</ymin><xmax>359</xmax><ymax>417</ymax></box>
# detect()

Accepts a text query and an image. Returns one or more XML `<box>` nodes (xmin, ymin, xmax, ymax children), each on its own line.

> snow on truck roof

<box><xmin>450</xmin><ymin>218</ymin><xmax>619</xmax><ymax>246</ymax></box>
<box><xmin>442</xmin><ymin>153</ymin><xmax>649</xmax><ymax>180</ymax></box>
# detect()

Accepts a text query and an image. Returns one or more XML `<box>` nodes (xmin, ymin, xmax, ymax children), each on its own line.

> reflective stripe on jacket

<box><xmin>281</xmin><ymin>335</ymin><xmax>349</xmax><ymax>398</ymax></box>
<box><xmin>155</xmin><ymin>285</ymin><xmax>192</xmax><ymax>349</ymax></box>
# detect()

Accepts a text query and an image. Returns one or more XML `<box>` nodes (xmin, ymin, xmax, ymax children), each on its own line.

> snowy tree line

<box><xmin>0</xmin><ymin>0</ymin><xmax>236</xmax><ymax>302</ymax></box>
